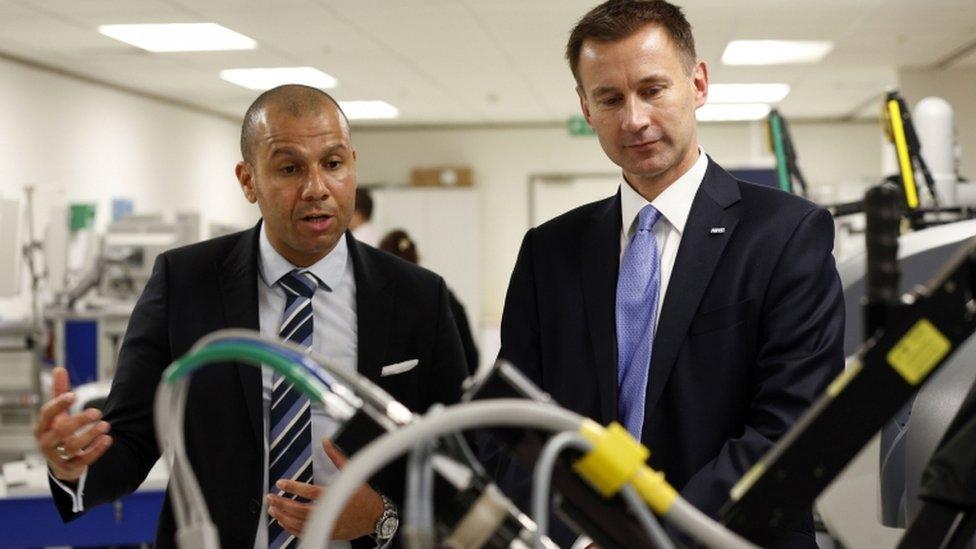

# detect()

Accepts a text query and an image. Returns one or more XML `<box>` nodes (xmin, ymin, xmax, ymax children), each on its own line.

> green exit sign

<box><xmin>568</xmin><ymin>115</ymin><xmax>595</xmax><ymax>136</ymax></box>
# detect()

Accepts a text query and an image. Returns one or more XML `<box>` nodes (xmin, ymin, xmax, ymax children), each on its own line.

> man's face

<box><xmin>577</xmin><ymin>23</ymin><xmax>708</xmax><ymax>188</ymax></box>
<box><xmin>236</xmin><ymin>105</ymin><xmax>356</xmax><ymax>267</ymax></box>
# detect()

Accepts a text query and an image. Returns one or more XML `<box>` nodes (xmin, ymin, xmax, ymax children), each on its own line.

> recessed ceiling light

<box><xmin>339</xmin><ymin>101</ymin><xmax>400</xmax><ymax>120</ymax></box>
<box><xmin>708</xmin><ymin>83</ymin><xmax>790</xmax><ymax>104</ymax></box>
<box><xmin>696</xmin><ymin>103</ymin><xmax>771</xmax><ymax>122</ymax></box>
<box><xmin>98</xmin><ymin>23</ymin><xmax>256</xmax><ymax>52</ymax></box>
<box><xmin>721</xmin><ymin>40</ymin><xmax>833</xmax><ymax>65</ymax></box>
<box><xmin>220</xmin><ymin>67</ymin><xmax>338</xmax><ymax>90</ymax></box>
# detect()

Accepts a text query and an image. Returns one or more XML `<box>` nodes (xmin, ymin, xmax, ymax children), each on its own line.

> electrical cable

<box><xmin>406</xmin><ymin>405</ymin><xmax>444</xmax><ymax>549</ymax></box>
<box><xmin>531</xmin><ymin>431</ymin><xmax>591</xmax><ymax>549</ymax></box>
<box><xmin>404</xmin><ymin>439</ymin><xmax>436</xmax><ymax>549</ymax></box>
<box><xmin>530</xmin><ymin>432</ymin><xmax>676</xmax><ymax>549</ymax></box>
<box><xmin>448</xmin><ymin>431</ymin><xmax>488</xmax><ymax>479</ymax></box>
<box><xmin>404</xmin><ymin>403</ymin><xmax>444</xmax><ymax>549</ymax></box>
<box><xmin>619</xmin><ymin>484</ymin><xmax>675</xmax><ymax>549</ymax></box>
<box><xmin>667</xmin><ymin>496</ymin><xmax>756</xmax><ymax>549</ymax></box>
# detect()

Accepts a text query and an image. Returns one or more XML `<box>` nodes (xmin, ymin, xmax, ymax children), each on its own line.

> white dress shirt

<box><xmin>255</xmin><ymin>224</ymin><xmax>357</xmax><ymax>549</ymax></box>
<box><xmin>618</xmin><ymin>148</ymin><xmax>709</xmax><ymax>327</ymax></box>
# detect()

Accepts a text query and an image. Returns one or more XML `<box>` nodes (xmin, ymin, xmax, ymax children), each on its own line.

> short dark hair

<box><xmin>379</xmin><ymin>229</ymin><xmax>418</xmax><ymax>265</ymax></box>
<box><xmin>355</xmin><ymin>188</ymin><xmax>374</xmax><ymax>219</ymax></box>
<box><xmin>240</xmin><ymin>84</ymin><xmax>349</xmax><ymax>163</ymax></box>
<box><xmin>566</xmin><ymin>0</ymin><xmax>697</xmax><ymax>86</ymax></box>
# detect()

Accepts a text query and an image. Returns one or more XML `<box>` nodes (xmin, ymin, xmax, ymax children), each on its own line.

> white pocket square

<box><xmin>381</xmin><ymin>359</ymin><xmax>419</xmax><ymax>377</ymax></box>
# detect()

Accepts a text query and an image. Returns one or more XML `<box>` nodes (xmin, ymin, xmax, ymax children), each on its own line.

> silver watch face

<box><xmin>378</xmin><ymin>515</ymin><xmax>398</xmax><ymax>538</ymax></box>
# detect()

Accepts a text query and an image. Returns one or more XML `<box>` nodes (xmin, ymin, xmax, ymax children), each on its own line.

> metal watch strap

<box><xmin>373</xmin><ymin>493</ymin><xmax>398</xmax><ymax>540</ymax></box>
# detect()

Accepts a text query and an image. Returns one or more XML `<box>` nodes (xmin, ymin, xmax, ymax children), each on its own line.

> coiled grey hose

<box><xmin>299</xmin><ymin>400</ymin><xmax>584</xmax><ymax>548</ymax></box>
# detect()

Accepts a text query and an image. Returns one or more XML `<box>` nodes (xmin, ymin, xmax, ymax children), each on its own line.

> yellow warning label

<box><xmin>886</xmin><ymin>319</ymin><xmax>951</xmax><ymax>385</ymax></box>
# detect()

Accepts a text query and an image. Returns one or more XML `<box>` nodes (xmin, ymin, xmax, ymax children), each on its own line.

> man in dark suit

<box><xmin>492</xmin><ymin>2</ymin><xmax>844</xmax><ymax>547</ymax></box>
<box><xmin>33</xmin><ymin>85</ymin><xmax>469</xmax><ymax>548</ymax></box>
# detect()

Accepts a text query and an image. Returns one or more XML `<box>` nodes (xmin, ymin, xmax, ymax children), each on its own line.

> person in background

<box><xmin>350</xmin><ymin>188</ymin><xmax>380</xmax><ymax>247</ymax></box>
<box><xmin>379</xmin><ymin>229</ymin><xmax>479</xmax><ymax>375</ymax></box>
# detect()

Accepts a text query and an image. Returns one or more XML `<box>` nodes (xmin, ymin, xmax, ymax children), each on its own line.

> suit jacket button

<box><xmin>248</xmin><ymin>498</ymin><xmax>260</xmax><ymax>514</ymax></box>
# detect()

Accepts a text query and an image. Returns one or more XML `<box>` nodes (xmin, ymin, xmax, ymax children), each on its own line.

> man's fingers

<box><xmin>51</xmin><ymin>408</ymin><xmax>103</xmax><ymax>441</ymax></box>
<box><xmin>47</xmin><ymin>434</ymin><xmax>111</xmax><ymax>482</ymax></box>
<box><xmin>38</xmin><ymin>409</ymin><xmax>102</xmax><ymax>455</ymax></box>
<box><xmin>270</xmin><ymin>506</ymin><xmax>303</xmax><ymax>538</ymax></box>
<box><xmin>322</xmin><ymin>439</ymin><xmax>347</xmax><ymax>469</ymax></box>
<box><xmin>268</xmin><ymin>494</ymin><xmax>310</xmax><ymax>520</ymax></box>
<box><xmin>37</xmin><ymin>408</ymin><xmax>83</xmax><ymax>450</ymax></box>
<box><xmin>268</xmin><ymin>479</ymin><xmax>323</xmax><ymax>539</ymax></box>
<box><xmin>74</xmin><ymin>435</ymin><xmax>113</xmax><ymax>466</ymax></box>
<box><xmin>275</xmin><ymin>479</ymin><xmax>322</xmax><ymax>501</ymax></box>
<box><xmin>62</xmin><ymin>421</ymin><xmax>110</xmax><ymax>454</ymax></box>
<box><xmin>52</xmin><ymin>366</ymin><xmax>71</xmax><ymax>399</ymax></box>
<box><xmin>35</xmin><ymin>393</ymin><xmax>75</xmax><ymax>435</ymax></box>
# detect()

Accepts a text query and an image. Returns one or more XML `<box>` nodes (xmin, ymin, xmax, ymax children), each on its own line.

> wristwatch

<box><xmin>373</xmin><ymin>493</ymin><xmax>399</xmax><ymax>541</ymax></box>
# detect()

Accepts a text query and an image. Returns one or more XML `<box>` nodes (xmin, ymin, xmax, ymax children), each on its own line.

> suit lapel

<box><xmin>217</xmin><ymin>222</ymin><xmax>263</xmax><ymax>448</ymax></box>
<box><xmin>348</xmin><ymin>235</ymin><xmax>394</xmax><ymax>382</ymax></box>
<box><xmin>644</xmin><ymin>160</ymin><xmax>741</xmax><ymax>423</ymax></box>
<box><xmin>580</xmin><ymin>194</ymin><xmax>623</xmax><ymax>425</ymax></box>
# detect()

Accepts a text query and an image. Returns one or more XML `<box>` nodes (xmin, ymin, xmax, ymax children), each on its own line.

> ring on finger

<box><xmin>55</xmin><ymin>444</ymin><xmax>72</xmax><ymax>461</ymax></box>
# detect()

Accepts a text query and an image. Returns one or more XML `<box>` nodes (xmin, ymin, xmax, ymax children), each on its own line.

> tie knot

<box><xmin>636</xmin><ymin>204</ymin><xmax>661</xmax><ymax>232</ymax></box>
<box><xmin>278</xmin><ymin>269</ymin><xmax>318</xmax><ymax>299</ymax></box>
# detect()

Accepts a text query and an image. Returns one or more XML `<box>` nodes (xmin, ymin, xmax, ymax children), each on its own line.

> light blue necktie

<box><xmin>616</xmin><ymin>204</ymin><xmax>662</xmax><ymax>439</ymax></box>
<box><xmin>268</xmin><ymin>269</ymin><xmax>318</xmax><ymax>549</ymax></box>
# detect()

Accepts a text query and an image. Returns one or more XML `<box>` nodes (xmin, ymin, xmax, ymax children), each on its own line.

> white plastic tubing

<box><xmin>299</xmin><ymin>399</ymin><xmax>584</xmax><ymax>547</ymax></box>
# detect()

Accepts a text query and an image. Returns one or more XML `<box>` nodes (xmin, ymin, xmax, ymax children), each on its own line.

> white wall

<box><xmin>899</xmin><ymin>66</ymin><xmax>976</xmax><ymax>181</ymax></box>
<box><xmin>0</xmin><ymin>56</ymin><xmax>258</xmax><ymax>319</ymax></box>
<box><xmin>0</xmin><ymin>52</ymin><xmax>892</xmax><ymax>329</ymax></box>
<box><xmin>353</xmin><ymin>121</ymin><xmax>883</xmax><ymax>325</ymax></box>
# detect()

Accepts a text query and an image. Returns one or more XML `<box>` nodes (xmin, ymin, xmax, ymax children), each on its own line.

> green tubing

<box><xmin>162</xmin><ymin>342</ymin><xmax>328</xmax><ymax>402</ymax></box>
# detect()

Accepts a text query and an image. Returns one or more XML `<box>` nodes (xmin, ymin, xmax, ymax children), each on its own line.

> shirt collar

<box><xmin>258</xmin><ymin>222</ymin><xmax>348</xmax><ymax>292</ymax></box>
<box><xmin>620</xmin><ymin>147</ymin><xmax>708</xmax><ymax>238</ymax></box>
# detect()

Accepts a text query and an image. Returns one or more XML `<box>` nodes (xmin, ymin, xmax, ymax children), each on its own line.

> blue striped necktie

<box><xmin>616</xmin><ymin>204</ymin><xmax>662</xmax><ymax>439</ymax></box>
<box><xmin>269</xmin><ymin>269</ymin><xmax>318</xmax><ymax>548</ymax></box>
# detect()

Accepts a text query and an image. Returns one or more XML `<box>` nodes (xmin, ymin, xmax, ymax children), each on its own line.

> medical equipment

<box><xmin>884</xmin><ymin>90</ymin><xmax>938</xmax><ymax>213</ymax></box>
<box><xmin>155</xmin><ymin>332</ymin><xmax>549</xmax><ymax>549</ymax></box>
<box><xmin>766</xmin><ymin>109</ymin><xmax>807</xmax><ymax>197</ymax></box>
<box><xmin>154</xmin><ymin>332</ymin><xmax>753</xmax><ymax>548</ymax></box>
<box><xmin>722</xmin><ymin>182</ymin><xmax>976</xmax><ymax>546</ymax></box>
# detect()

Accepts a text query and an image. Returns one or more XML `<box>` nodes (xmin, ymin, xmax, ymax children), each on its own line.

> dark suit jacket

<box><xmin>494</xmin><ymin>159</ymin><xmax>845</xmax><ymax>547</ymax></box>
<box><xmin>446</xmin><ymin>289</ymin><xmax>479</xmax><ymax>374</ymax></box>
<box><xmin>50</xmin><ymin>222</ymin><xmax>469</xmax><ymax>548</ymax></box>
